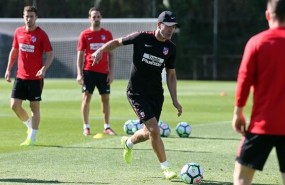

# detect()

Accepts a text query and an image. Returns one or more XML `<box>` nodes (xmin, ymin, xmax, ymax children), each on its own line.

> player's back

<box><xmin>248</xmin><ymin>27</ymin><xmax>285</xmax><ymax>135</ymax></box>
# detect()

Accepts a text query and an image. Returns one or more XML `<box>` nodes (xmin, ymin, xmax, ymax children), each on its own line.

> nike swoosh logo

<box><xmin>145</xmin><ymin>44</ymin><xmax>152</xmax><ymax>47</ymax></box>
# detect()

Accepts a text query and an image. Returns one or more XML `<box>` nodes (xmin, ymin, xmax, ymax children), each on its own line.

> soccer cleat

<box><xmin>162</xmin><ymin>167</ymin><xmax>177</xmax><ymax>180</ymax></box>
<box><xmin>20</xmin><ymin>138</ymin><xmax>35</xmax><ymax>146</ymax></box>
<box><xmin>104</xmin><ymin>128</ymin><xmax>116</xmax><ymax>135</ymax></box>
<box><xmin>83</xmin><ymin>128</ymin><xmax>90</xmax><ymax>136</ymax></box>
<box><xmin>121</xmin><ymin>136</ymin><xmax>132</xmax><ymax>164</ymax></box>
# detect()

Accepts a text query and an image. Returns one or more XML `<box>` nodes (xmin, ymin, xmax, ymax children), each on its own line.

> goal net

<box><xmin>0</xmin><ymin>18</ymin><xmax>157</xmax><ymax>79</ymax></box>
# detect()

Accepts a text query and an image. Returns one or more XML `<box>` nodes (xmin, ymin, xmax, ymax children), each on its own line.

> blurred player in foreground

<box><xmin>5</xmin><ymin>6</ymin><xmax>54</xmax><ymax>146</ymax></box>
<box><xmin>232</xmin><ymin>0</ymin><xmax>285</xmax><ymax>184</ymax></box>
<box><xmin>92</xmin><ymin>11</ymin><xmax>182</xmax><ymax>180</ymax></box>
<box><xmin>76</xmin><ymin>7</ymin><xmax>116</xmax><ymax>136</ymax></box>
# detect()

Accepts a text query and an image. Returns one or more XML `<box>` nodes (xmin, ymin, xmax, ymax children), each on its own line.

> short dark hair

<box><xmin>268</xmin><ymin>0</ymin><xmax>285</xmax><ymax>22</ymax></box>
<box><xmin>23</xmin><ymin>6</ymin><xmax>37</xmax><ymax>16</ymax></box>
<box><xmin>88</xmin><ymin>7</ymin><xmax>101</xmax><ymax>16</ymax></box>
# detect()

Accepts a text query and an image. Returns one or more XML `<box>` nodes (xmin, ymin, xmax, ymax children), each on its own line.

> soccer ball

<box><xmin>123</xmin><ymin>120</ymin><xmax>135</xmax><ymax>135</ymax></box>
<box><xmin>158</xmin><ymin>120</ymin><xmax>171</xmax><ymax>137</ymax></box>
<box><xmin>180</xmin><ymin>162</ymin><xmax>203</xmax><ymax>184</ymax></box>
<box><xmin>123</xmin><ymin>119</ymin><xmax>143</xmax><ymax>135</ymax></box>
<box><xmin>176</xmin><ymin>122</ymin><xmax>191</xmax><ymax>138</ymax></box>
<box><xmin>132</xmin><ymin>119</ymin><xmax>143</xmax><ymax>133</ymax></box>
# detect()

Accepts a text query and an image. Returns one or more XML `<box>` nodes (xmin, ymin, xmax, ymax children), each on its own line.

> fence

<box><xmin>0</xmin><ymin>18</ymin><xmax>157</xmax><ymax>79</ymax></box>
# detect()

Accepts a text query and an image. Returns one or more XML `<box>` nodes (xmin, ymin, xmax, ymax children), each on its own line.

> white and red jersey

<box><xmin>236</xmin><ymin>27</ymin><xmax>285</xmax><ymax>135</ymax></box>
<box><xmin>13</xmin><ymin>26</ymin><xmax>53</xmax><ymax>80</ymax></box>
<box><xmin>77</xmin><ymin>28</ymin><xmax>113</xmax><ymax>74</ymax></box>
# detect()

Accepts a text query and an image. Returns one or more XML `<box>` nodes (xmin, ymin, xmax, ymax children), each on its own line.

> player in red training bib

<box><xmin>76</xmin><ymin>7</ymin><xmax>116</xmax><ymax>136</ymax></box>
<box><xmin>5</xmin><ymin>6</ymin><xmax>54</xmax><ymax>146</ymax></box>
<box><xmin>232</xmin><ymin>0</ymin><xmax>285</xmax><ymax>184</ymax></box>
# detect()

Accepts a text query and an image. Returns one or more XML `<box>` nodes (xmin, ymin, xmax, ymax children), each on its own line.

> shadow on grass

<box><xmin>171</xmin><ymin>179</ymin><xmax>278</xmax><ymax>185</ymax></box>
<box><xmin>0</xmin><ymin>178</ymin><xmax>109</xmax><ymax>184</ymax></box>
<box><xmin>170</xmin><ymin>136</ymin><xmax>240</xmax><ymax>141</ymax></box>
<box><xmin>35</xmin><ymin>144</ymin><xmax>210</xmax><ymax>154</ymax></box>
<box><xmin>200</xmin><ymin>180</ymin><xmax>278</xmax><ymax>185</ymax></box>
<box><xmin>0</xmin><ymin>178</ymin><xmax>276</xmax><ymax>185</ymax></box>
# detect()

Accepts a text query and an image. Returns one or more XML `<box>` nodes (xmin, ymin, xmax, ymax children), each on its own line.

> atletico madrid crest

<box><xmin>163</xmin><ymin>47</ymin><xmax>169</xmax><ymax>55</ymax></box>
<box><xmin>101</xmin><ymin>35</ymin><xmax>106</xmax><ymax>41</ymax></box>
<box><xmin>31</xmin><ymin>36</ymin><xmax>37</xmax><ymax>43</ymax></box>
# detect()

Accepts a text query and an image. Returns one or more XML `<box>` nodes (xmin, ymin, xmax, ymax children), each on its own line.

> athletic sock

<box><xmin>126</xmin><ymin>138</ymin><xmax>134</xmax><ymax>149</ymax></box>
<box><xmin>28</xmin><ymin>129</ymin><xmax>38</xmax><ymax>142</ymax></box>
<box><xmin>160</xmin><ymin>161</ymin><xmax>170</xmax><ymax>169</ymax></box>
<box><xmin>104</xmin><ymin>123</ymin><xmax>110</xmax><ymax>130</ymax></box>
<box><xmin>83</xmin><ymin>123</ymin><xmax>90</xmax><ymax>129</ymax></box>
<box><xmin>23</xmin><ymin>118</ymin><xmax>32</xmax><ymax>130</ymax></box>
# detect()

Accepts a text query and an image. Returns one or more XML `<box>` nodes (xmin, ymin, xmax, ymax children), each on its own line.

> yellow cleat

<box><xmin>162</xmin><ymin>167</ymin><xmax>177</xmax><ymax>180</ymax></box>
<box><xmin>20</xmin><ymin>138</ymin><xmax>35</xmax><ymax>146</ymax></box>
<box><xmin>121</xmin><ymin>136</ymin><xmax>132</xmax><ymax>164</ymax></box>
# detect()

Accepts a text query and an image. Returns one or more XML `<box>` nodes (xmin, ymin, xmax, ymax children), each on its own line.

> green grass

<box><xmin>0</xmin><ymin>79</ymin><xmax>282</xmax><ymax>185</ymax></box>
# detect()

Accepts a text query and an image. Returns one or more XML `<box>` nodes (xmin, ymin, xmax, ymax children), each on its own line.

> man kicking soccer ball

<box><xmin>91</xmin><ymin>11</ymin><xmax>182</xmax><ymax>180</ymax></box>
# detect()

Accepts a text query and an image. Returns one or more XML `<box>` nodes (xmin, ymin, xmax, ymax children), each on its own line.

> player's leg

<box><xmin>10</xmin><ymin>79</ymin><xmax>32</xmax><ymax>130</ymax></box>
<box><xmin>121</xmin><ymin>91</ymin><xmax>150</xmax><ymax>164</ymax></box>
<box><xmin>81</xmin><ymin>92</ymin><xmax>92</xmax><ymax>135</ymax></box>
<box><xmin>121</xmin><ymin>123</ymin><xmax>149</xmax><ymax>164</ymax></box>
<box><xmin>130</xmin><ymin>124</ymin><xmax>149</xmax><ymax>144</ymax></box>
<box><xmin>234</xmin><ymin>133</ymin><xmax>274</xmax><ymax>185</ymax></box>
<box><xmin>10</xmin><ymin>98</ymin><xmax>29</xmax><ymax>123</ymax></box>
<box><xmin>97</xmin><ymin>73</ymin><xmax>115</xmax><ymax>135</ymax></box>
<box><xmin>101</xmin><ymin>94</ymin><xmax>115</xmax><ymax>135</ymax></box>
<box><xmin>81</xmin><ymin>70</ymin><xmax>96</xmax><ymax>136</ymax></box>
<box><xmin>11</xmin><ymin>98</ymin><xmax>32</xmax><ymax>133</ymax></box>
<box><xmin>276</xmin><ymin>136</ymin><xmax>285</xmax><ymax>185</ymax></box>
<box><xmin>123</xmin><ymin>91</ymin><xmax>176</xmax><ymax>179</ymax></box>
<box><xmin>233</xmin><ymin>162</ymin><xmax>255</xmax><ymax>185</ymax></box>
<box><xmin>144</xmin><ymin>117</ymin><xmax>166</xmax><ymax>162</ymax></box>
<box><xmin>20</xmin><ymin>79</ymin><xmax>43</xmax><ymax>146</ymax></box>
<box><xmin>29</xmin><ymin>101</ymin><xmax>40</xmax><ymax>130</ymax></box>
<box><xmin>19</xmin><ymin>100</ymin><xmax>40</xmax><ymax>146</ymax></box>
<box><xmin>125</xmin><ymin>117</ymin><xmax>177</xmax><ymax>179</ymax></box>
<box><xmin>101</xmin><ymin>94</ymin><xmax>110</xmax><ymax>124</ymax></box>
<box><xmin>144</xmin><ymin>117</ymin><xmax>177</xmax><ymax>179</ymax></box>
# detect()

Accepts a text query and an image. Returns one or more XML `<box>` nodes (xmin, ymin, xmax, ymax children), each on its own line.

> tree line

<box><xmin>0</xmin><ymin>0</ymin><xmax>267</xmax><ymax>80</ymax></box>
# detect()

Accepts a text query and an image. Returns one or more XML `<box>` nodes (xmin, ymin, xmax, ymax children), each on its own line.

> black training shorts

<box><xmin>126</xmin><ymin>90</ymin><xmax>164</xmax><ymax>123</ymax></box>
<box><xmin>236</xmin><ymin>132</ymin><xmax>285</xmax><ymax>172</ymax></box>
<box><xmin>11</xmin><ymin>78</ymin><xmax>44</xmax><ymax>101</ymax></box>
<box><xmin>82</xmin><ymin>70</ymin><xmax>110</xmax><ymax>95</ymax></box>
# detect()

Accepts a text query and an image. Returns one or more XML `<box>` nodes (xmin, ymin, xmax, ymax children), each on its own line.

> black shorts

<box><xmin>11</xmin><ymin>78</ymin><xmax>44</xmax><ymax>101</ymax></box>
<box><xmin>82</xmin><ymin>70</ymin><xmax>110</xmax><ymax>95</ymax></box>
<box><xmin>126</xmin><ymin>90</ymin><xmax>164</xmax><ymax>123</ymax></box>
<box><xmin>236</xmin><ymin>132</ymin><xmax>285</xmax><ymax>172</ymax></box>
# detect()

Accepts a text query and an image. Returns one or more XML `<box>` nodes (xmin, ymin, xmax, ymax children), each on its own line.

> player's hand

<box><xmin>76</xmin><ymin>74</ymin><xmax>83</xmax><ymax>85</ymax></box>
<box><xmin>36</xmin><ymin>69</ymin><xmax>45</xmax><ymax>78</ymax></box>
<box><xmin>106</xmin><ymin>73</ymin><xmax>113</xmax><ymax>85</ymax></box>
<box><xmin>173</xmin><ymin>101</ymin><xmax>182</xmax><ymax>117</ymax></box>
<box><xmin>4</xmin><ymin>71</ymin><xmax>11</xmax><ymax>83</ymax></box>
<box><xmin>91</xmin><ymin>49</ymin><xmax>103</xmax><ymax>66</ymax></box>
<box><xmin>232</xmin><ymin>111</ymin><xmax>247</xmax><ymax>135</ymax></box>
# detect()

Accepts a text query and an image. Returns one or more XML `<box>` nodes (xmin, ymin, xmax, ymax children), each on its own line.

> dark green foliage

<box><xmin>0</xmin><ymin>0</ymin><xmax>268</xmax><ymax>79</ymax></box>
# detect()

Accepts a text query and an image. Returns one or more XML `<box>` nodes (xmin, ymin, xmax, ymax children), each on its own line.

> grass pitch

<box><xmin>0</xmin><ymin>79</ymin><xmax>281</xmax><ymax>185</ymax></box>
